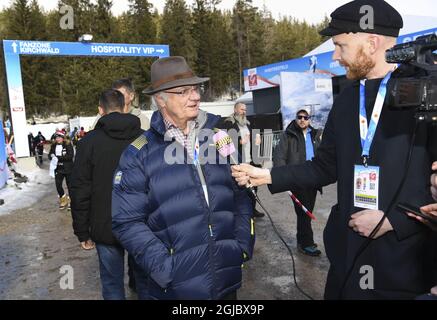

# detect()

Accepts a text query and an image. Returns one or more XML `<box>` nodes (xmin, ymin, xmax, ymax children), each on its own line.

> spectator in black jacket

<box><xmin>48</xmin><ymin>131</ymin><xmax>74</xmax><ymax>209</ymax></box>
<box><xmin>33</xmin><ymin>131</ymin><xmax>46</xmax><ymax>165</ymax></box>
<box><xmin>273</xmin><ymin>108</ymin><xmax>323</xmax><ymax>256</ymax></box>
<box><xmin>70</xmin><ymin>89</ymin><xmax>144</xmax><ymax>300</ymax></box>
<box><xmin>27</xmin><ymin>132</ymin><xmax>35</xmax><ymax>156</ymax></box>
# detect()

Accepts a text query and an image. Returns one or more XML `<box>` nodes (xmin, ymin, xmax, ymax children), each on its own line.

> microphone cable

<box><xmin>214</xmin><ymin>128</ymin><xmax>315</xmax><ymax>299</ymax></box>
<box><xmin>248</xmin><ymin>188</ymin><xmax>315</xmax><ymax>300</ymax></box>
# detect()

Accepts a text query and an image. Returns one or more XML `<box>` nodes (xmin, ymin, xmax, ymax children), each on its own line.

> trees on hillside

<box><xmin>0</xmin><ymin>0</ymin><xmax>327</xmax><ymax>117</ymax></box>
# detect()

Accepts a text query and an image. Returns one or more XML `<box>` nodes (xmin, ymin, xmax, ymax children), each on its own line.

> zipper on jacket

<box><xmin>189</xmin><ymin>162</ymin><xmax>217</xmax><ymax>299</ymax></box>
<box><xmin>196</xmin><ymin>164</ymin><xmax>217</xmax><ymax>299</ymax></box>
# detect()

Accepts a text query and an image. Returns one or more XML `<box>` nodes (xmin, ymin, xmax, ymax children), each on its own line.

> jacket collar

<box><xmin>150</xmin><ymin>110</ymin><xmax>221</xmax><ymax>138</ymax></box>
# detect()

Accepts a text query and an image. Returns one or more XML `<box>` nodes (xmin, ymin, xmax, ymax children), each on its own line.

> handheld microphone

<box><xmin>213</xmin><ymin>129</ymin><xmax>237</xmax><ymax>163</ymax></box>
<box><xmin>213</xmin><ymin>130</ymin><xmax>256</xmax><ymax>196</ymax></box>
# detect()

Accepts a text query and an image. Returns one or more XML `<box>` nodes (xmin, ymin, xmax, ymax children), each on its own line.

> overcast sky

<box><xmin>0</xmin><ymin>0</ymin><xmax>436</xmax><ymax>24</ymax></box>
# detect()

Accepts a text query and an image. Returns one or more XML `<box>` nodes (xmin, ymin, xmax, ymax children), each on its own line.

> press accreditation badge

<box><xmin>354</xmin><ymin>165</ymin><xmax>380</xmax><ymax>210</ymax></box>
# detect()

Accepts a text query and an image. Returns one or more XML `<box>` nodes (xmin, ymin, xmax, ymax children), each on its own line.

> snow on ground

<box><xmin>0</xmin><ymin>166</ymin><xmax>53</xmax><ymax>216</ymax></box>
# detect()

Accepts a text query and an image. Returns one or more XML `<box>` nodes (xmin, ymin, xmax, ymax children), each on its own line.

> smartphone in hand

<box><xmin>398</xmin><ymin>202</ymin><xmax>437</xmax><ymax>224</ymax></box>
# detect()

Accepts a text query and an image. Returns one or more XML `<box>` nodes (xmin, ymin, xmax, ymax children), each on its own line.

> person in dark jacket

<box><xmin>273</xmin><ymin>108</ymin><xmax>323</xmax><ymax>256</ymax></box>
<box><xmin>70</xmin><ymin>89</ymin><xmax>144</xmax><ymax>300</ymax></box>
<box><xmin>27</xmin><ymin>132</ymin><xmax>35</xmax><ymax>156</ymax></box>
<box><xmin>112</xmin><ymin>56</ymin><xmax>254</xmax><ymax>300</ymax></box>
<box><xmin>33</xmin><ymin>131</ymin><xmax>46</xmax><ymax>165</ymax></box>
<box><xmin>219</xmin><ymin>103</ymin><xmax>264</xmax><ymax>218</ymax></box>
<box><xmin>232</xmin><ymin>0</ymin><xmax>437</xmax><ymax>299</ymax></box>
<box><xmin>49</xmin><ymin>131</ymin><xmax>74</xmax><ymax>209</ymax></box>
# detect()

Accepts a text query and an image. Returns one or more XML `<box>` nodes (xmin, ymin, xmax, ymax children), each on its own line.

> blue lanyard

<box><xmin>193</xmin><ymin>137</ymin><xmax>199</xmax><ymax>166</ymax></box>
<box><xmin>359</xmin><ymin>72</ymin><xmax>392</xmax><ymax>166</ymax></box>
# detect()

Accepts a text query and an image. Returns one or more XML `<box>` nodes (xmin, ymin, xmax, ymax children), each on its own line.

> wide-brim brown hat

<box><xmin>143</xmin><ymin>56</ymin><xmax>209</xmax><ymax>95</ymax></box>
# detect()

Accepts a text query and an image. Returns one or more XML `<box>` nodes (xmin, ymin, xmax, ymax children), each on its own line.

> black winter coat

<box><xmin>273</xmin><ymin>120</ymin><xmax>322</xmax><ymax>167</ymax></box>
<box><xmin>48</xmin><ymin>141</ymin><xmax>74</xmax><ymax>174</ymax></box>
<box><xmin>70</xmin><ymin>112</ymin><xmax>143</xmax><ymax>244</ymax></box>
<box><xmin>269</xmin><ymin>78</ymin><xmax>437</xmax><ymax>299</ymax></box>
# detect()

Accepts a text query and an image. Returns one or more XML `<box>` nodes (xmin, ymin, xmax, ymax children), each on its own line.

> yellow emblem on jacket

<box><xmin>131</xmin><ymin>135</ymin><xmax>148</xmax><ymax>150</ymax></box>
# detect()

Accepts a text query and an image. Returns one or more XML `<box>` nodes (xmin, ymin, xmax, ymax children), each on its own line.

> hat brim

<box><xmin>319</xmin><ymin>26</ymin><xmax>344</xmax><ymax>37</ymax></box>
<box><xmin>142</xmin><ymin>76</ymin><xmax>210</xmax><ymax>95</ymax></box>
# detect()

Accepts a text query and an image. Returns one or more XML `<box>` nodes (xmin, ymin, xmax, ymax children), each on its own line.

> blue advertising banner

<box><xmin>2</xmin><ymin>40</ymin><xmax>170</xmax><ymax>158</ymax></box>
<box><xmin>3</xmin><ymin>40</ymin><xmax>169</xmax><ymax>58</ymax></box>
<box><xmin>244</xmin><ymin>27</ymin><xmax>437</xmax><ymax>92</ymax></box>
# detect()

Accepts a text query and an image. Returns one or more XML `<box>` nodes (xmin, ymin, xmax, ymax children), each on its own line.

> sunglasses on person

<box><xmin>296</xmin><ymin>115</ymin><xmax>310</xmax><ymax>120</ymax></box>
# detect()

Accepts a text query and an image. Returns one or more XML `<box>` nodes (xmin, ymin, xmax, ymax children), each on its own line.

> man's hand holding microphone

<box><xmin>232</xmin><ymin>163</ymin><xmax>271</xmax><ymax>187</ymax></box>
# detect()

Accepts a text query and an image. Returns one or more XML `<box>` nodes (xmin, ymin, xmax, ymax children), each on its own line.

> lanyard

<box><xmin>359</xmin><ymin>72</ymin><xmax>392</xmax><ymax>167</ymax></box>
<box><xmin>193</xmin><ymin>137</ymin><xmax>200</xmax><ymax>166</ymax></box>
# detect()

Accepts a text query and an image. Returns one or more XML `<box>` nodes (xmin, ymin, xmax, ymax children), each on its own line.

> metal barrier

<box><xmin>258</xmin><ymin>131</ymin><xmax>283</xmax><ymax>161</ymax></box>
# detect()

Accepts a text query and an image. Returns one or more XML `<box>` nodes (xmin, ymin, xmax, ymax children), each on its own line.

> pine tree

<box><xmin>93</xmin><ymin>0</ymin><xmax>113</xmax><ymax>42</ymax></box>
<box><xmin>161</xmin><ymin>0</ymin><xmax>196</xmax><ymax>64</ymax></box>
<box><xmin>6</xmin><ymin>0</ymin><xmax>34</xmax><ymax>40</ymax></box>
<box><xmin>231</xmin><ymin>0</ymin><xmax>266</xmax><ymax>93</ymax></box>
<box><xmin>128</xmin><ymin>0</ymin><xmax>157</xmax><ymax>44</ymax></box>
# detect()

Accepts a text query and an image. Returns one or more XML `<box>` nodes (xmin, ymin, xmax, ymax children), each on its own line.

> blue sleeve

<box><xmin>231</xmin><ymin>173</ymin><xmax>255</xmax><ymax>261</ymax></box>
<box><xmin>112</xmin><ymin>146</ymin><xmax>173</xmax><ymax>289</ymax></box>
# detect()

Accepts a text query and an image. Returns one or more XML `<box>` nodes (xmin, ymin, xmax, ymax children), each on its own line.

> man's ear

<box><xmin>367</xmin><ymin>34</ymin><xmax>380</xmax><ymax>55</ymax></box>
<box><xmin>98</xmin><ymin>106</ymin><xmax>105</xmax><ymax>116</ymax></box>
<box><xmin>155</xmin><ymin>95</ymin><xmax>166</xmax><ymax>109</ymax></box>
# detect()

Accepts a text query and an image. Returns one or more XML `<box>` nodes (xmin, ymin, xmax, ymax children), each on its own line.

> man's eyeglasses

<box><xmin>297</xmin><ymin>115</ymin><xmax>310</xmax><ymax>120</ymax></box>
<box><xmin>164</xmin><ymin>85</ymin><xmax>202</xmax><ymax>97</ymax></box>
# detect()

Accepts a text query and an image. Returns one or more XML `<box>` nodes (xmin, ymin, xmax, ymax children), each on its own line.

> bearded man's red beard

<box><xmin>341</xmin><ymin>47</ymin><xmax>376</xmax><ymax>80</ymax></box>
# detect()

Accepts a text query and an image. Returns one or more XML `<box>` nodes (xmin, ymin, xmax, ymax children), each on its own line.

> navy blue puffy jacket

<box><xmin>112</xmin><ymin>111</ymin><xmax>255</xmax><ymax>300</ymax></box>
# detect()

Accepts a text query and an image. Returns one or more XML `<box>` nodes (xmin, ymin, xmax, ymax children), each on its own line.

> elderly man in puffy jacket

<box><xmin>112</xmin><ymin>56</ymin><xmax>255</xmax><ymax>300</ymax></box>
